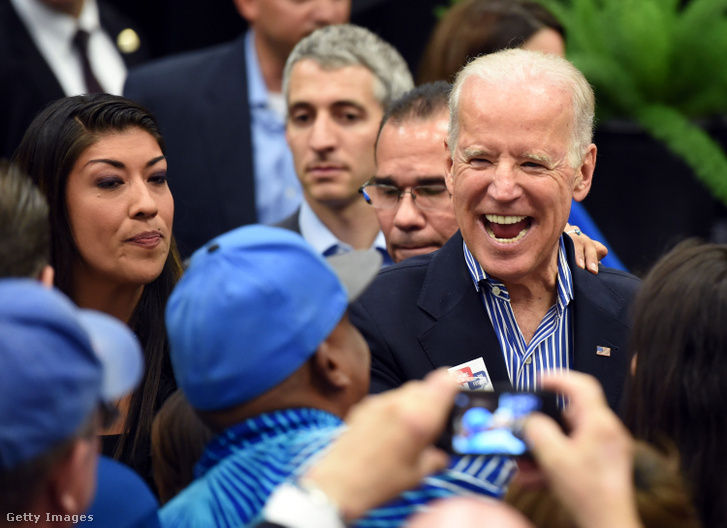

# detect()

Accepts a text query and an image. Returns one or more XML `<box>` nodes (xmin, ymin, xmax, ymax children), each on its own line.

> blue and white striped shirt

<box><xmin>463</xmin><ymin>237</ymin><xmax>574</xmax><ymax>391</ymax></box>
<box><xmin>159</xmin><ymin>408</ymin><xmax>514</xmax><ymax>528</ymax></box>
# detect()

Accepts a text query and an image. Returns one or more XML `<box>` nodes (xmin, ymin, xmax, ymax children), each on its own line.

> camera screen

<box><xmin>450</xmin><ymin>391</ymin><xmax>542</xmax><ymax>456</ymax></box>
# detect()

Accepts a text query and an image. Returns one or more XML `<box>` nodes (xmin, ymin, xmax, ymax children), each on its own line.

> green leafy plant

<box><xmin>436</xmin><ymin>0</ymin><xmax>727</xmax><ymax>205</ymax></box>
<box><xmin>534</xmin><ymin>0</ymin><xmax>727</xmax><ymax>205</ymax></box>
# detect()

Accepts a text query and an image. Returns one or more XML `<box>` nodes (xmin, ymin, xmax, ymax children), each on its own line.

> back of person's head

<box><xmin>0</xmin><ymin>279</ymin><xmax>142</xmax><ymax>519</ymax></box>
<box><xmin>11</xmin><ymin>93</ymin><xmax>167</xmax><ymax>297</ymax></box>
<box><xmin>407</xmin><ymin>496</ymin><xmax>535</xmax><ymax>528</ymax></box>
<box><xmin>625</xmin><ymin>238</ymin><xmax>727</xmax><ymax>527</ymax></box>
<box><xmin>504</xmin><ymin>441</ymin><xmax>700</xmax><ymax>528</ymax></box>
<box><xmin>165</xmin><ymin>225</ymin><xmax>381</xmax><ymax>430</ymax></box>
<box><xmin>376</xmin><ymin>81</ymin><xmax>451</xmax><ymax>151</ymax></box>
<box><xmin>151</xmin><ymin>389</ymin><xmax>214</xmax><ymax>505</ymax></box>
<box><xmin>0</xmin><ymin>161</ymin><xmax>49</xmax><ymax>279</ymax></box>
<box><xmin>418</xmin><ymin>0</ymin><xmax>565</xmax><ymax>84</ymax></box>
<box><xmin>282</xmin><ymin>24</ymin><xmax>414</xmax><ymax>110</ymax></box>
<box><xmin>632</xmin><ymin>442</ymin><xmax>701</xmax><ymax>528</ymax></box>
<box><xmin>448</xmin><ymin>48</ymin><xmax>594</xmax><ymax>169</ymax></box>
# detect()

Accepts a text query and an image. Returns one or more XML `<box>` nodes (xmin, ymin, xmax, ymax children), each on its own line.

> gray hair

<box><xmin>0</xmin><ymin>161</ymin><xmax>50</xmax><ymax>279</ymax></box>
<box><xmin>448</xmin><ymin>48</ymin><xmax>595</xmax><ymax>168</ymax></box>
<box><xmin>283</xmin><ymin>24</ymin><xmax>414</xmax><ymax>111</ymax></box>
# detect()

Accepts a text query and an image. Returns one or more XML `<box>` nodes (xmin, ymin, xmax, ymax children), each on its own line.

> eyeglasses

<box><xmin>359</xmin><ymin>182</ymin><xmax>451</xmax><ymax>210</ymax></box>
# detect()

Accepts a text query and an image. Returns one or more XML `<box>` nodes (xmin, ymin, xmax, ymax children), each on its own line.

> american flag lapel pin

<box><xmin>596</xmin><ymin>346</ymin><xmax>611</xmax><ymax>357</ymax></box>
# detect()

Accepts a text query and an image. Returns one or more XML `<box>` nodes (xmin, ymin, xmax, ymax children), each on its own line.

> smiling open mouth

<box><xmin>484</xmin><ymin>214</ymin><xmax>531</xmax><ymax>243</ymax></box>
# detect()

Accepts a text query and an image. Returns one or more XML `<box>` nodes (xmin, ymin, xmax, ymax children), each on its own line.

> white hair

<box><xmin>448</xmin><ymin>48</ymin><xmax>595</xmax><ymax>168</ymax></box>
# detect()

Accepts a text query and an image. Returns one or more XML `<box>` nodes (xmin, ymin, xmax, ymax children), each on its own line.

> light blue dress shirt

<box><xmin>298</xmin><ymin>200</ymin><xmax>393</xmax><ymax>265</ymax></box>
<box><xmin>245</xmin><ymin>30</ymin><xmax>302</xmax><ymax>225</ymax></box>
<box><xmin>463</xmin><ymin>237</ymin><xmax>573</xmax><ymax>399</ymax></box>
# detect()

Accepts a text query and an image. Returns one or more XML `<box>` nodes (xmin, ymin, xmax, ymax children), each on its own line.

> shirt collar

<box><xmin>245</xmin><ymin>29</ymin><xmax>270</xmax><ymax>108</ymax></box>
<box><xmin>12</xmin><ymin>0</ymin><xmax>100</xmax><ymax>44</ymax></box>
<box><xmin>463</xmin><ymin>236</ymin><xmax>574</xmax><ymax>309</ymax></box>
<box><xmin>299</xmin><ymin>200</ymin><xmax>388</xmax><ymax>257</ymax></box>
<box><xmin>77</xmin><ymin>0</ymin><xmax>100</xmax><ymax>32</ymax></box>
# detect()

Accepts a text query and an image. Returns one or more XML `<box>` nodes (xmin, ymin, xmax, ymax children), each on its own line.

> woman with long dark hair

<box><xmin>13</xmin><ymin>93</ymin><xmax>184</xmax><ymax>489</ymax></box>
<box><xmin>624</xmin><ymin>238</ymin><xmax>727</xmax><ymax>527</ymax></box>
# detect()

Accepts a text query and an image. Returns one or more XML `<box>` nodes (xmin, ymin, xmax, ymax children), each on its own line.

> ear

<box><xmin>444</xmin><ymin>138</ymin><xmax>455</xmax><ymax>195</ymax></box>
<box><xmin>47</xmin><ymin>437</ymin><xmax>99</xmax><ymax>517</ymax></box>
<box><xmin>232</xmin><ymin>0</ymin><xmax>259</xmax><ymax>22</ymax></box>
<box><xmin>38</xmin><ymin>265</ymin><xmax>55</xmax><ymax>288</ymax></box>
<box><xmin>311</xmin><ymin>338</ymin><xmax>352</xmax><ymax>391</ymax></box>
<box><xmin>573</xmin><ymin>144</ymin><xmax>596</xmax><ymax>202</ymax></box>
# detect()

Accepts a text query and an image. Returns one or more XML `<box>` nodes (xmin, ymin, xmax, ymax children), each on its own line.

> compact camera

<box><xmin>440</xmin><ymin>388</ymin><xmax>564</xmax><ymax>457</ymax></box>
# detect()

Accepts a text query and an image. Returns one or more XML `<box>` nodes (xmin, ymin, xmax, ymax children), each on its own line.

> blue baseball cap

<box><xmin>0</xmin><ymin>279</ymin><xmax>143</xmax><ymax>471</ymax></box>
<box><xmin>166</xmin><ymin>225</ymin><xmax>382</xmax><ymax>411</ymax></box>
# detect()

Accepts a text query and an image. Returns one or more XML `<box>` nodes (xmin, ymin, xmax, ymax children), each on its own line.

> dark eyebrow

<box><xmin>84</xmin><ymin>155</ymin><xmax>166</xmax><ymax>169</ymax></box>
<box><xmin>289</xmin><ymin>100</ymin><xmax>367</xmax><ymax>113</ymax></box>
<box><xmin>412</xmin><ymin>177</ymin><xmax>447</xmax><ymax>186</ymax></box>
<box><xmin>147</xmin><ymin>155</ymin><xmax>166</xmax><ymax>168</ymax></box>
<box><xmin>373</xmin><ymin>176</ymin><xmax>396</xmax><ymax>186</ymax></box>
<box><xmin>373</xmin><ymin>176</ymin><xmax>446</xmax><ymax>186</ymax></box>
<box><xmin>85</xmin><ymin>159</ymin><xmax>124</xmax><ymax>169</ymax></box>
<box><xmin>331</xmin><ymin>100</ymin><xmax>367</xmax><ymax>113</ymax></box>
<box><xmin>288</xmin><ymin>101</ymin><xmax>312</xmax><ymax>112</ymax></box>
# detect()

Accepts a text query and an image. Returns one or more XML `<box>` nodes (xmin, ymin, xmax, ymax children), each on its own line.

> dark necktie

<box><xmin>72</xmin><ymin>29</ymin><xmax>104</xmax><ymax>93</ymax></box>
<box><xmin>322</xmin><ymin>245</ymin><xmax>340</xmax><ymax>257</ymax></box>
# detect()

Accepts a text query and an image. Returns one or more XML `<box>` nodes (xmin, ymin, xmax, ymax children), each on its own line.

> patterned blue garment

<box><xmin>159</xmin><ymin>408</ymin><xmax>515</xmax><ymax>528</ymax></box>
<box><xmin>463</xmin><ymin>236</ymin><xmax>574</xmax><ymax>392</ymax></box>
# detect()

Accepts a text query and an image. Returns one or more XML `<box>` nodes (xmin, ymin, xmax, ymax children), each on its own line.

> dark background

<box><xmin>106</xmin><ymin>0</ymin><xmax>727</xmax><ymax>276</ymax></box>
<box><xmin>105</xmin><ymin>0</ymin><xmax>443</xmax><ymax>78</ymax></box>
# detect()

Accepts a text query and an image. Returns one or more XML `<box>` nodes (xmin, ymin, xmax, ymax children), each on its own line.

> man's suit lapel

<box><xmin>1</xmin><ymin>3</ymin><xmax>64</xmax><ymax>99</ymax></box>
<box><xmin>414</xmin><ymin>234</ymin><xmax>632</xmax><ymax>398</ymax></box>
<box><xmin>274</xmin><ymin>209</ymin><xmax>301</xmax><ymax>234</ymax></box>
<box><xmin>204</xmin><ymin>35</ymin><xmax>257</xmax><ymax>230</ymax></box>
<box><xmin>0</xmin><ymin>2</ymin><xmax>64</xmax><ymax>157</ymax></box>
<box><xmin>415</xmin><ymin>232</ymin><xmax>511</xmax><ymax>384</ymax></box>
<box><xmin>567</xmin><ymin>239</ymin><xmax>632</xmax><ymax>409</ymax></box>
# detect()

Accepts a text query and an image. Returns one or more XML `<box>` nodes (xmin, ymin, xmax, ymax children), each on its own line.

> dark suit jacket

<box><xmin>274</xmin><ymin>208</ymin><xmax>301</xmax><ymax>234</ymax></box>
<box><xmin>124</xmin><ymin>34</ymin><xmax>256</xmax><ymax>257</ymax></box>
<box><xmin>350</xmin><ymin>231</ymin><xmax>641</xmax><ymax>411</ymax></box>
<box><xmin>0</xmin><ymin>0</ymin><xmax>149</xmax><ymax>160</ymax></box>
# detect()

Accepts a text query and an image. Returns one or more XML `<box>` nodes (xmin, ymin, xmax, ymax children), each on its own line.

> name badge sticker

<box><xmin>449</xmin><ymin>358</ymin><xmax>494</xmax><ymax>391</ymax></box>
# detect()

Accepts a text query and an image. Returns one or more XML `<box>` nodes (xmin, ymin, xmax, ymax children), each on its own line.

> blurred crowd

<box><xmin>1</xmin><ymin>1</ymin><xmax>724</xmax><ymax>527</ymax></box>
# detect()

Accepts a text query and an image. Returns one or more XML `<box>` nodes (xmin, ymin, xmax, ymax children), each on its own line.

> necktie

<box><xmin>322</xmin><ymin>245</ymin><xmax>340</xmax><ymax>257</ymax></box>
<box><xmin>72</xmin><ymin>29</ymin><xmax>104</xmax><ymax>93</ymax></box>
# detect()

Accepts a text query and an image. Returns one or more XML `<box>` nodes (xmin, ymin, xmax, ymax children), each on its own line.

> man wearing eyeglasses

<box><xmin>359</xmin><ymin>82</ymin><xmax>458</xmax><ymax>264</ymax></box>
